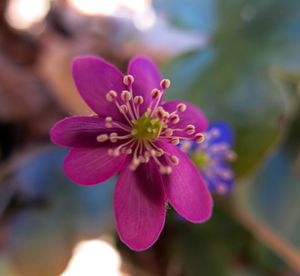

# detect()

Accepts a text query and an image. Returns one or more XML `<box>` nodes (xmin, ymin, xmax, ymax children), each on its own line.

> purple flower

<box><xmin>180</xmin><ymin>122</ymin><xmax>236</xmax><ymax>195</ymax></box>
<box><xmin>50</xmin><ymin>55</ymin><xmax>213</xmax><ymax>251</ymax></box>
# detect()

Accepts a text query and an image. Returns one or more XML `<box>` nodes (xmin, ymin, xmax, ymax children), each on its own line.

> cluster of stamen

<box><xmin>97</xmin><ymin>75</ymin><xmax>205</xmax><ymax>174</ymax></box>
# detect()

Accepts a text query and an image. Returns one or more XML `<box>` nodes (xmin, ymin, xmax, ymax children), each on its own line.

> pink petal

<box><xmin>127</xmin><ymin>56</ymin><xmax>161</xmax><ymax>113</ymax></box>
<box><xmin>160</xmin><ymin>142</ymin><xmax>213</xmax><ymax>223</ymax></box>
<box><xmin>162</xmin><ymin>100</ymin><xmax>209</xmax><ymax>137</ymax></box>
<box><xmin>72</xmin><ymin>56</ymin><xmax>126</xmax><ymax>122</ymax></box>
<box><xmin>64</xmin><ymin>147</ymin><xmax>126</xmax><ymax>185</ymax></box>
<box><xmin>114</xmin><ymin>161</ymin><xmax>166</xmax><ymax>251</ymax></box>
<box><xmin>50</xmin><ymin>116</ymin><xmax>125</xmax><ymax>147</ymax></box>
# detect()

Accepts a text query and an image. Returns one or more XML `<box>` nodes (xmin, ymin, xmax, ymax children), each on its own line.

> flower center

<box><xmin>97</xmin><ymin>74</ymin><xmax>205</xmax><ymax>174</ymax></box>
<box><xmin>191</xmin><ymin>152</ymin><xmax>210</xmax><ymax>169</ymax></box>
<box><xmin>132</xmin><ymin>114</ymin><xmax>163</xmax><ymax>141</ymax></box>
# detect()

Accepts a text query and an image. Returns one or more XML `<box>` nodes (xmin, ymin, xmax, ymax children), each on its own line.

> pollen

<box><xmin>132</xmin><ymin>115</ymin><xmax>163</xmax><ymax>141</ymax></box>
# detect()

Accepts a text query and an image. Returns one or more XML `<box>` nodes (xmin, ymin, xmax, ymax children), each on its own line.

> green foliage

<box><xmin>163</xmin><ymin>0</ymin><xmax>300</xmax><ymax>178</ymax></box>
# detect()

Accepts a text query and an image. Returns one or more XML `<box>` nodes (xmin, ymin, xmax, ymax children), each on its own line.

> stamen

<box><xmin>106</xmin><ymin>90</ymin><xmax>117</xmax><ymax>102</ymax></box>
<box><xmin>123</xmin><ymin>75</ymin><xmax>134</xmax><ymax>86</ymax></box>
<box><xmin>150</xmin><ymin>89</ymin><xmax>164</xmax><ymax>117</ymax></box>
<box><xmin>111</xmin><ymin>101</ymin><xmax>133</xmax><ymax>126</ymax></box>
<box><xmin>171</xmin><ymin>138</ymin><xmax>180</xmax><ymax>145</ymax></box>
<box><xmin>194</xmin><ymin>133</ymin><xmax>205</xmax><ymax>143</ymax></box>
<box><xmin>105</xmin><ymin>116</ymin><xmax>113</xmax><ymax>128</ymax></box>
<box><xmin>114</xmin><ymin>139</ymin><xmax>135</xmax><ymax>155</ymax></box>
<box><xmin>155</xmin><ymin>107</ymin><xmax>166</xmax><ymax>120</ymax></box>
<box><xmin>133</xmin><ymin>96</ymin><xmax>144</xmax><ymax>105</ymax></box>
<box><xmin>159</xmin><ymin>166</ymin><xmax>172</xmax><ymax>174</ymax></box>
<box><xmin>151</xmin><ymin>89</ymin><xmax>161</xmax><ymax>99</ymax></box>
<box><xmin>121</xmin><ymin>90</ymin><xmax>132</xmax><ymax>102</ymax></box>
<box><xmin>169</xmin><ymin>114</ymin><xmax>180</xmax><ymax>124</ymax></box>
<box><xmin>163</xmin><ymin>128</ymin><xmax>173</xmax><ymax>137</ymax></box>
<box><xmin>145</xmin><ymin>107</ymin><xmax>152</xmax><ymax>117</ymax></box>
<box><xmin>160</xmin><ymin>79</ymin><xmax>171</xmax><ymax>90</ymax></box>
<box><xmin>129</xmin><ymin>158</ymin><xmax>140</xmax><ymax>171</ymax></box>
<box><xmin>119</xmin><ymin>104</ymin><xmax>128</xmax><ymax>113</ymax></box>
<box><xmin>170</xmin><ymin>155</ymin><xmax>179</xmax><ymax>165</ymax></box>
<box><xmin>176</xmin><ymin>103</ymin><xmax>186</xmax><ymax>112</ymax></box>
<box><xmin>109</xmin><ymin>132</ymin><xmax>118</xmax><ymax>143</ymax></box>
<box><xmin>96</xmin><ymin>134</ymin><xmax>109</xmax><ymax>142</ymax></box>
<box><xmin>185</xmin><ymin>124</ymin><xmax>195</xmax><ymax>135</ymax></box>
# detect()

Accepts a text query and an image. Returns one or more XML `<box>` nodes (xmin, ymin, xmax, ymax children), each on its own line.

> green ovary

<box><xmin>191</xmin><ymin>152</ymin><xmax>210</xmax><ymax>169</ymax></box>
<box><xmin>132</xmin><ymin>115</ymin><xmax>163</xmax><ymax>141</ymax></box>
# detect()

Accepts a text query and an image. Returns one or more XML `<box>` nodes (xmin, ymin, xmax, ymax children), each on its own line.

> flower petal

<box><xmin>64</xmin><ymin>147</ymin><xmax>126</xmax><ymax>185</ymax></box>
<box><xmin>50</xmin><ymin>116</ymin><xmax>125</xmax><ymax>147</ymax></box>
<box><xmin>160</xmin><ymin>142</ymin><xmax>213</xmax><ymax>223</ymax></box>
<box><xmin>127</xmin><ymin>56</ymin><xmax>161</xmax><ymax>113</ymax></box>
<box><xmin>114</xmin><ymin>161</ymin><xmax>166</xmax><ymax>251</ymax></box>
<box><xmin>208</xmin><ymin>121</ymin><xmax>235</xmax><ymax>146</ymax></box>
<box><xmin>72</xmin><ymin>56</ymin><xmax>126</xmax><ymax>122</ymax></box>
<box><xmin>162</xmin><ymin>100</ymin><xmax>208</xmax><ymax>137</ymax></box>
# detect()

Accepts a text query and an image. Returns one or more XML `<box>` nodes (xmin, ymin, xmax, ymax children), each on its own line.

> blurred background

<box><xmin>0</xmin><ymin>0</ymin><xmax>300</xmax><ymax>275</ymax></box>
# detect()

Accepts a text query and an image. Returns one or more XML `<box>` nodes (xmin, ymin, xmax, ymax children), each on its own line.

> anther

<box><xmin>176</xmin><ymin>103</ymin><xmax>186</xmax><ymax>112</ymax></box>
<box><xmin>145</xmin><ymin>107</ymin><xmax>152</xmax><ymax>116</ymax></box>
<box><xmin>105</xmin><ymin>116</ymin><xmax>113</xmax><ymax>128</ymax></box>
<box><xmin>170</xmin><ymin>155</ymin><xmax>179</xmax><ymax>165</ymax></box>
<box><xmin>159</xmin><ymin>166</ymin><xmax>166</xmax><ymax>174</ymax></box>
<box><xmin>96</xmin><ymin>134</ymin><xmax>109</xmax><ymax>142</ymax></box>
<box><xmin>171</xmin><ymin>138</ymin><xmax>180</xmax><ymax>145</ymax></box>
<box><xmin>194</xmin><ymin>133</ymin><xmax>205</xmax><ymax>143</ymax></box>
<box><xmin>155</xmin><ymin>107</ymin><xmax>165</xmax><ymax>119</ymax></box>
<box><xmin>151</xmin><ymin>89</ymin><xmax>161</xmax><ymax>99</ymax></box>
<box><xmin>159</xmin><ymin>166</ymin><xmax>172</xmax><ymax>174</ymax></box>
<box><xmin>138</xmin><ymin>156</ymin><xmax>146</xmax><ymax>163</ymax></box>
<box><xmin>169</xmin><ymin>114</ymin><xmax>180</xmax><ymax>124</ymax></box>
<box><xmin>160</xmin><ymin>79</ymin><xmax>171</xmax><ymax>90</ymax></box>
<box><xmin>109</xmin><ymin>132</ymin><xmax>118</xmax><ymax>143</ymax></box>
<box><xmin>133</xmin><ymin>96</ymin><xmax>144</xmax><ymax>105</ymax></box>
<box><xmin>123</xmin><ymin>75</ymin><xmax>134</xmax><ymax>86</ymax></box>
<box><xmin>129</xmin><ymin>158</ymin><xmax>140</xmax><ymax>171</ymax></box>
<box><xmin>119</xmin><ymin>104</ymin><xmax>128</xmax><ymax>113</ymax></box>
<box><xmin>112</xmin><ymin>149</ymin><xmax>120</xmax><ymax>157</ymax></box>
<box><xmin>165</xmin><ymin>166</ymin><xmax>172</xmax><ymax>174</ymax></box>
<box><xmin>150</xmin><ymin>149</ymin><xmax>157</xmax><ymax>157</ymax></box>
<box><xmin>121</xmin><ymin>90</ymin><xmax>132</xmax><ymax>102</ymax></box>
<box><xmin>164</xmin><ymin>128</ymin><xmax>173</xmax><ymax>137</ymax></box>
<box><xmin>185</xmin><ymin>124</ymin><xmax>195</xmax><ymax>135</ymax></box>
<box><xmin>106</xmin><ymin>90</ymin><xmax>117</xmax><ymax>102</ymax></box>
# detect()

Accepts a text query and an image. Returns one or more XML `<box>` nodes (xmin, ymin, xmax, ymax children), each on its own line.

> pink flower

<box><xmin>50</xmin><ymin>56</ymin><xmax>213</xmax><ymax>251</ymax></box>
